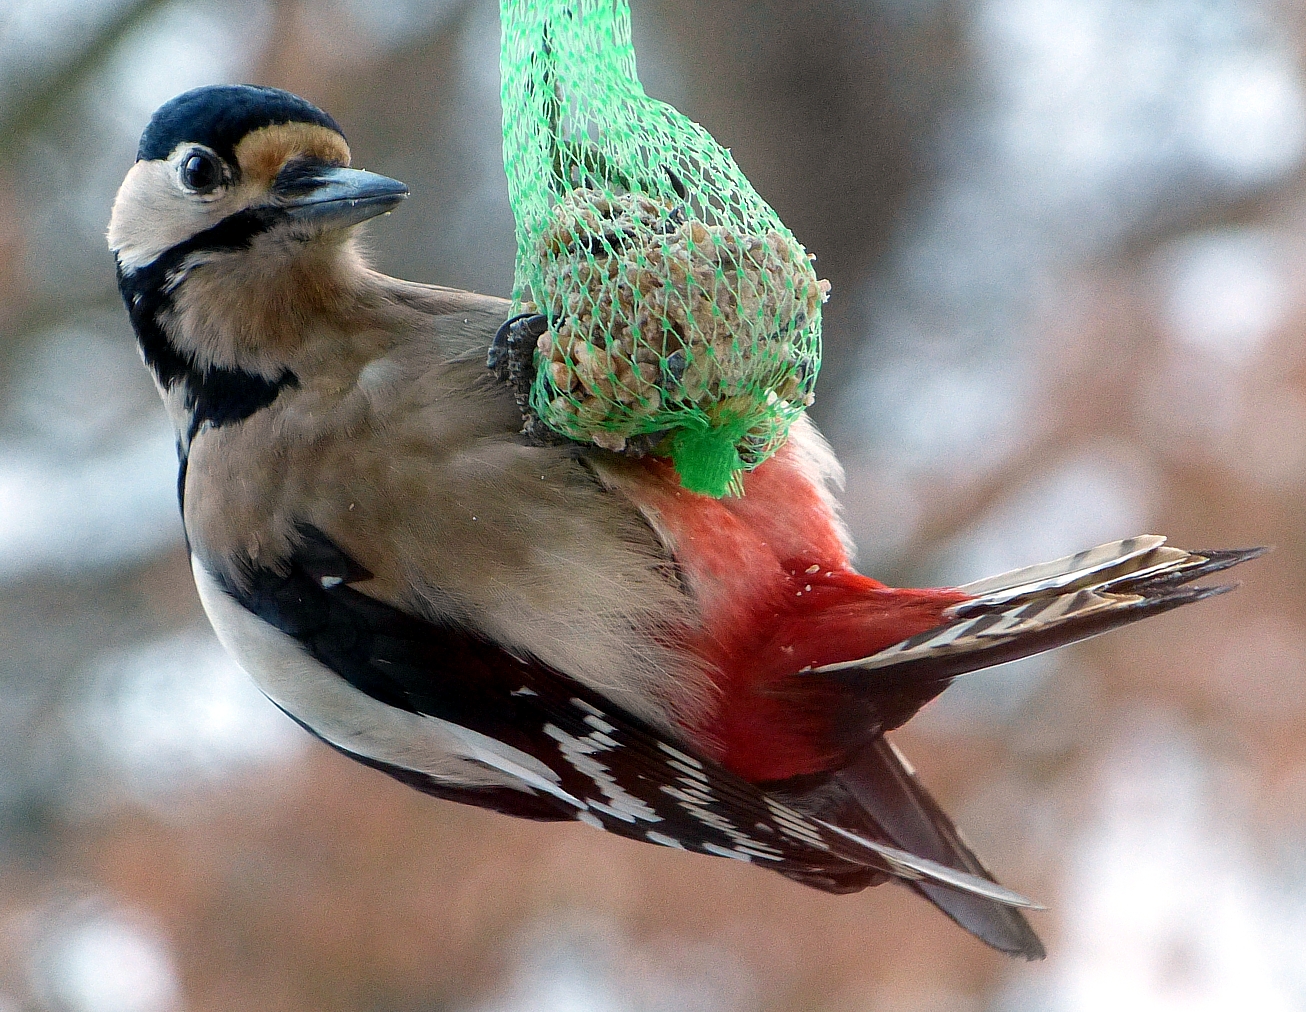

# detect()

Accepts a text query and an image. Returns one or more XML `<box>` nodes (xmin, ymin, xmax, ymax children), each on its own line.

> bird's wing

<box><xmin>195</xmin><ymin>524</ymin><xmax>1042</xmax><ymax>909</ymax></box>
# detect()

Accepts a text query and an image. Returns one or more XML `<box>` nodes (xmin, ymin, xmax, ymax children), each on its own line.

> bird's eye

<box><xmin>180</xmin><ymin>151</ymin><xmax>221</xmax><ymax>194</ymax></box>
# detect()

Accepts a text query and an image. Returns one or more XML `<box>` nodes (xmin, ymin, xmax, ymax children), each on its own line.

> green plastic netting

<box><xmin>498</xmin><ymin>0</ymin><xmax>827</xmax><ymax>497</ymax></box>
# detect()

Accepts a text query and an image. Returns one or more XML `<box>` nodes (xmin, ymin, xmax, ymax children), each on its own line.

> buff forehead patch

<box><xmin>234</xmin><ymin>123</ymin><xmax>352</xmax><ymax>186</ymax></box>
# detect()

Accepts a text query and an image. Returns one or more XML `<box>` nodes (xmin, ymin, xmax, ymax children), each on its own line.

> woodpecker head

<box><xmin>108</xmin><ymin>85</ymin><xmax>408</xmax><ymax>444</ymax></box>
<box><xmin>110</xmin><ymin>84</ymin><xmax>407</xmax><ymax>277</ymax></box>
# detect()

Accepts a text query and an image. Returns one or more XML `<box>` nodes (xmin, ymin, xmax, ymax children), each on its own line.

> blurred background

<box><xmin>1</xmin><ymin>0</ymin><xmax>1305</xmax><ymax>1007</ymax></box>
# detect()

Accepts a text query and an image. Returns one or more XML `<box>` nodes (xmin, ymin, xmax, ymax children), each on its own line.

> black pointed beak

<box><xmin>278</xmin><ymin>165</ymin><xmax>409</xmax><ymax>229</ymax></box>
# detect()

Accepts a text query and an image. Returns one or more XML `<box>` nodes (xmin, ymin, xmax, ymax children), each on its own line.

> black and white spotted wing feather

<box><xmin>216</xmin><ymin>526</ymin><xmax>1040</xmax><ymax>910</ymax></box>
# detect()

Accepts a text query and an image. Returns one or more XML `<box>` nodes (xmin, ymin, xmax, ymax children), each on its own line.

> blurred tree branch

<box><xmin>0</xmin><ymin>0</ymin><xmax>174</xmax><ymax>161</ymax></box>
<box><xmin>0</xmin><ymin>0</ymin><xmax>175</xmax><ymax>344</ymax></box>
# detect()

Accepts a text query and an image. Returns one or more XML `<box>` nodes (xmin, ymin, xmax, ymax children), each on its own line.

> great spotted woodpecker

<box><xmin>108</xmin><ymin>84</ymin><xmax>1261</xmax><ymax>959</ymax></box>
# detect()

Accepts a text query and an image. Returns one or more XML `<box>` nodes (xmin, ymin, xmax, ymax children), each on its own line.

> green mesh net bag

<box><xmin>495</xmin><ymin>0</ymin><xmax>828</xmax><ymax>497</ymax></box>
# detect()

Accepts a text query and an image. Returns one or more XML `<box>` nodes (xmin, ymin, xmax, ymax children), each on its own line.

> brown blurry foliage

<box><xmin>3</xmin><ymin>0</ymin><xmax>1306</xmax><ymax>1008</ymax></box>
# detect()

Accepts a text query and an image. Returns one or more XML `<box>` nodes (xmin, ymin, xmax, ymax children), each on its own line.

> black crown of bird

<box><xmin>107</xmin><ymin>82</ymin><xmax>1263</xmax><ymax>961</ymax></box>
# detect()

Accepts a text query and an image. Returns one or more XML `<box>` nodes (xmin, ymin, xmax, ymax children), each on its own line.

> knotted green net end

<box><xmin>668</xmin><ymin>417</ymin><xmax>760</xmax><ymax>498</ymax></box>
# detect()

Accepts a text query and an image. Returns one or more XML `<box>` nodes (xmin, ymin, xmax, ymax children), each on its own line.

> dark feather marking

<box><xmin>292</xmin><ymin>527</ymin><xmax>374</xmax><ymax>587</ymax></box>
<box><xmin>1106</xmin><ymin>546</ymin><xmax>1268</xmax><ymax>596</ymax></box>
<box><xmin>835</xmin><ymin>739</ymin><xmax>1045</xmax><ymax>959</ymax></box>
<box><xmin>959</xmin><ymin>611</ymin><xmax>1004</xmax><ymax>636</ymax></box>
<box><xmin>760</xmin><ymin>743</ymin><xmax>1043</xmax><ymax>955</ymax></box>
<box><xmin>274</xmin><ymin>156</ymin><xmax>340</xmax><ymax>196</ymax></box>
<box><xmin>176</xmin><ymin>441</ymin><xmax>188</xmax><ymax>512</ymax></box>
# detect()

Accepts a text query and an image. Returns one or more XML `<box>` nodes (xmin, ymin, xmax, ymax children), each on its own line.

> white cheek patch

<box><xmin>109</xmin><ymin>162</ymin><xmax>212</xmax><ymax>273</ymax></box>
<box><xmin>107</xmin><ymin>159</ymin><xmax>266</xmax><ymax>274</ymax></box>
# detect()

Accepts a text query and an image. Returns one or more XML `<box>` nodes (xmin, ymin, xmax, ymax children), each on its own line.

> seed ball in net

<box><xmin>532</xmin><ymin>189</ymin><xmax>829</xmax><ymax>454</ymax></box>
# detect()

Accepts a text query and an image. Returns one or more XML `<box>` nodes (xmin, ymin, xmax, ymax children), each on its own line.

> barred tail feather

<box><xmin>816</xmin><ymin>540</ymin><xmax>1266</xmax><ymax>682</ymax></box>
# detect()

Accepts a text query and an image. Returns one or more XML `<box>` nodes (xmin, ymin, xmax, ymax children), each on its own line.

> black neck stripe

<box><xmin>183</xmin><ymin>364</ymin><xmax>297</xmax><ymax>445</ymax></box>
<box><xmin>118</xmin><ymin>207</ymin><xmax>299</xmax><ymax>443</ymax></box>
